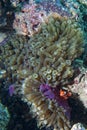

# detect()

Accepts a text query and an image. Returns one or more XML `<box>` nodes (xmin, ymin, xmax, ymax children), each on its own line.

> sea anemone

<box><xmin>22</xmin><ymin>75</ymin><xmax>71</xmax><ymax>130</ymax></box>
<box><xmin>0</xmin><ymin>12</ymin><xmax>84</xmax><ymax>130</ymax></box>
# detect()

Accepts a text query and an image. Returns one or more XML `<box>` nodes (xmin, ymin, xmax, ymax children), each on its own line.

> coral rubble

<box><xmin>0</xmin><ymin>102</ymin><xmax>10</xmax><ymax>130</ymax></box>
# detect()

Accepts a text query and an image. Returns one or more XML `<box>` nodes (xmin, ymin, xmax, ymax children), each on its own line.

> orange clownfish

<box><xmin>60</xmin><ymin>88</ymin><xmax>72</xmax><ymax>99</ymax></box>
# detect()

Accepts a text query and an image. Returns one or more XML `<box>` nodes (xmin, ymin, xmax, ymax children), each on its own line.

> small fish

<box><xmin>60</xmin><ymin>88</ymin><xmax>72</xmax><ymax>99</ymax></box>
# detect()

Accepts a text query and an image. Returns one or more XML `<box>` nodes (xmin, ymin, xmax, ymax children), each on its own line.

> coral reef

<box><xmin>60</xmin><ymin>0</ymin><xmax>87</xmax><ymax>39</ymax></box>
<box><xmin>0</xmin><ymin>0</ymin><xmax>15</xmax><ymax>27</ymax></box>
<box><xmin>13</xmin><ymin>2</ymin><xmax>47</xmax><ymax>36</ymax></box>
<box><xmin>0</xmin><ymin>0</ymin><xmax>87</xmax><ymax>130</ymax></box>
<box><xmin>71</xmin><ymin>123</ymin><xmax>86</xmax><ymax>130</ymax></box>
<box><xmin>0</xmin><ymin>13</ymin><xmax>84</xmax><ymax>130</ymax></box>
<box><xmin>36</xmin><ymin>0</ymin><xmax>71</xmax><ymax>16</ymax></box>
<box><xmin>13</xmin><ymin>0</ymin><xmax>71</xmax><ymax>37</ymax></box>
<box><xmin>60</xmin><ymin>0</ymin><xmax>80</xmax><ymax>19</ymax></box>
<box><xmin>0</xmin><ymin>102</ymin><xmax>10</xmax><ymax>130</ymax></box>
<box><xmin>68</xmin><ymin>68</ymin><xmax>87</xmax><ymax>108</ymax></box>
<box><xmin>77</xmin><ymin>0</ymin><xmax>87</xmax><ymax>6</ymax></box>
<box><xmin>0</xmin><ymin>32</ymin><xmax>9</xmax><ymax>46</ymax></box>
<box><xmin>78</xmin><ymin>3</ymin><xmax>87</xmax><ymax>40</ymax></box>
<box><xmin>10</xmin><ymin>0</ymin><xmax>25</xmax><ymax>7</ymax></box>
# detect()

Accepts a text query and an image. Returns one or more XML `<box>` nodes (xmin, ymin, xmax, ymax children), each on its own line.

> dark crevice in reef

<box><xmin>68</xmin><ymin>96</ymin><xmax>87</xmax><ymax>127</ymax></box>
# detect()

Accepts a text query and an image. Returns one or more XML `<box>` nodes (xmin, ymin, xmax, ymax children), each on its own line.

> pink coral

<box><xmin>13</xmin><ymin>0</ymin><xmax>71</xmax><ymax>36</ymax></box>
<box><xmin>13</xmin><ymin>3</ymin><xmax>47</xmax><ymax>36</ymax></box>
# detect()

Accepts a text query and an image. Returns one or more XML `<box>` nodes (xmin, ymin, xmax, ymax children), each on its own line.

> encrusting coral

<box><xmin>0</xmin><ymin>13</ymin><xmax>84</xmax><ymax>130</ymax></box>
